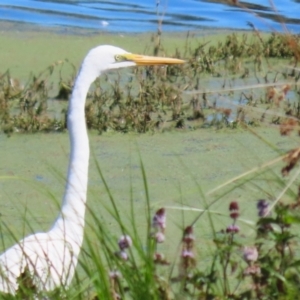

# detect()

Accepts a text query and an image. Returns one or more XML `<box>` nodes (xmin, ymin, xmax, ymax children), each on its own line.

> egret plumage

<box><xmin>0</xmin><ymin>45</ymin><xmax>184</xmax><ymax>295</ymax></box>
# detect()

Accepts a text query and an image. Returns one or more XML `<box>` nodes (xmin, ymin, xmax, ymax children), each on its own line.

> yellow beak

<box><xmin>123</xmin><ymin>53</ymin><xmax>185</xmax><ymax>65</ymax></box>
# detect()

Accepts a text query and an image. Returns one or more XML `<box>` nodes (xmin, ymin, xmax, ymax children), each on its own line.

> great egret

<box><xmin>0</xmin><ymin>45</ymin><xmax>184</xmax><ymax>295</ymax></box>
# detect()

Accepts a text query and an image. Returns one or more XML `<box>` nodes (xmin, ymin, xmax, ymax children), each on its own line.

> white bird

<box><xmin>0</xmin><ymin>45</ymin><xmax>184</xmax><ymax>295</ymax></box>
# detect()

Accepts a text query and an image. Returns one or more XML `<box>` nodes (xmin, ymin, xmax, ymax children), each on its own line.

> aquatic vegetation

<box><xmin>0</xmin><ymin>64</ymin><xmax>66</xmax><ymax>135</ymax></box>
<box><xmin>1</xmin><ymin>31</ymin><xmax>300</xmax><ymax>135</ymax></box>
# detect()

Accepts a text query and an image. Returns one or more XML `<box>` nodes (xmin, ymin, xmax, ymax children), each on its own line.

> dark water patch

<box><xmin>257</xmin><ymin>11</ymin><xmax>300</xmax><ymax>25</ymax></box>
<box><xmin>171</xmin><ymin>13</ymin><xmax>213</xmax><ymax>22</ymax></box>
<box><xmin>202</xmin><ymin>0</ymin><xmax>272</xmax><ymax>11</ymax></box>
<box><xmin>0</xmin><ymin>5</ymin><xmax>109</xmax><ymax>21</ymax></box>
<box><xmin>85</xmin><ymin>1</ymin><xmax>146</xmax><ymax>9</ymax></box>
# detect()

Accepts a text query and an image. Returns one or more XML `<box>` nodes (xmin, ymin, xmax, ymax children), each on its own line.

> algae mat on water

<box><xmin>0</xmin><ymin>128</ymin><xmax>298</xmax><ymax>258</ymax></box>
<box><xmin>0</xmin><ymin>21</ymin><xmax>186</xmax><ymax>81</ymax></box>
<box><xmin>0</xmin><ymin>20</ymin><xmax>237</xmax><ymax>81</ymax></box>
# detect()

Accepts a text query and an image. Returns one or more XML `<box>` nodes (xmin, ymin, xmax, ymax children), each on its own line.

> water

<box><xmin>0</xmin><ymin>0</ymin><xmax>300</xmax><ymax>33</ymax></box>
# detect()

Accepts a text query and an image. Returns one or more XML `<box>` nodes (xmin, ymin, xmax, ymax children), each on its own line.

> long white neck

<box><xmin>51</xmin><ymin>66</ymin><xmax>95</xmax><ymax>247</ymax></box>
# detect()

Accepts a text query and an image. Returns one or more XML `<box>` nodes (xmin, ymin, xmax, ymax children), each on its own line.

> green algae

<box><xmin>0</xmin><ymin>127</ymin><xmax>298</xmax><ymax>254</ymax></box>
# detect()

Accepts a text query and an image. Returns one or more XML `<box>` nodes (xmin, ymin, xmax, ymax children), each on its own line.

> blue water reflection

<box><xmin>0</xmin><ymin>0</ymin><xmax>299</xmax><ymax>32</ymax></box>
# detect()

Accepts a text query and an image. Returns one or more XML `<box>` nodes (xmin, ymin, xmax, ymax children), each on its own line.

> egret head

<box><xmin>80</xmin><ymin>45</ymin><xmax>185</xmax><ymax>81</ymax></box>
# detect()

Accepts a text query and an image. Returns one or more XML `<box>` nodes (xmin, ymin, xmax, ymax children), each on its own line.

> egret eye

<box><xmin>115</xmin><ymin>54</ymin><xmax>125</xmax><ymax>62</ymax></box>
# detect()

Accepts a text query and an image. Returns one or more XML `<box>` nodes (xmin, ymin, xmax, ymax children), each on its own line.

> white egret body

<box><xmin>0</xmin><ymin>45</ymin><xmax>184</xmax><ymax>294</ymax></box>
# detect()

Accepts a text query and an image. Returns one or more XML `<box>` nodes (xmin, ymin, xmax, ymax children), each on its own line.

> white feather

<box><xmin>0</xmin><ymin>45</ymin><xmax>135</xmax><ymax>295</ymax></box>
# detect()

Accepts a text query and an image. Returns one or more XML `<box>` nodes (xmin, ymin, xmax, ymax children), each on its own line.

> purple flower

<box><xmin>119</xmin><ymin>250</ymin><xmax>128</xmax><ymax>261</ymax></box>
<box><xmin>182</xmin><ymin>226</ymin><xmax>195</xmax><ymax>244</ymax></box>
<box><xmin>152</xmin><ymin>208</ymin><xmax>166</xmax><ymax>230</ymax></box>
<box><xmin>257</xmin><ymin>199</ymin><xmax>269</xmax><ymax>209</ymax></box>
<box><xmin>155</xmin><ymin>232</ymin><xmax>165</xmax><ymax>243</ymax></box>
<box><xmin>257</xmin><ymin>200</ymin><xmax>270</xmax><ymax>217</ymax></box>
<box><xmin>229</xmin><ymin>201</ymin><xmax>239</xmax><ymax>211</ymax></box>
<box><xmin>154</xmin><ymin>252</ymin><xmax>165</xmax><ymax>261</ymax></box>
<box><xmin>226</xmin><ymin>224</ymin><xmax>240</xmax><ymax>233</ymax></box>
<box><xmin>243</xmin><ymin>246</ymin><xmax>258</xmax><ymax>263</ymax></box>
<box><xmin>118</xmin><ymin>235</ymin><xmax>132</xmax><ymax>250</ymax></box>
<box><xmin>182</xmin><ymin>234</ymin><xmax>195</xmax><ymax>244</ymax></box>
<box><xmin>230</xmin><ymin>211</ymin><xmax>240</xmax><ymax>219</ymax></box>
<box><xmin>181</xmin><ymin>249</ymin><xmax>194</xmax><ymax>258</ymax></box>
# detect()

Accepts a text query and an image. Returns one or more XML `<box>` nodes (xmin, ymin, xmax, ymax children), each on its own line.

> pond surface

<box><xmin>0</xmin><ymin>0</ymin><xmax>300</xmax><ymax>33</ymax></box>
<box><xmin>0</xmin><ymin>128</ymin><xmax>298</xmax><ymax>250</ymax></box>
